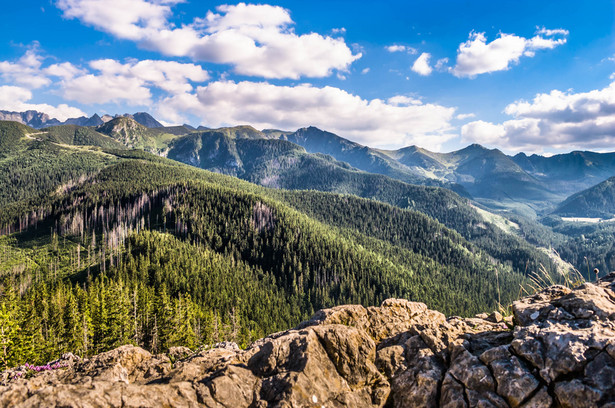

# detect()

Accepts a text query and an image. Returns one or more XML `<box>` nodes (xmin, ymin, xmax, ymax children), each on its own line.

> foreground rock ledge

<box><xmin>4</xmin><ymin>275</ymin><xmax>615</xmax><ymax>407</ymax></box>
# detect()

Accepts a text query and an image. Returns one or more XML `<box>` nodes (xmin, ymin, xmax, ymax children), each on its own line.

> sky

<box><xmin>0</xmin><ymin>0</ymin><xmax>614</xmax><ymax>154</ymax></box>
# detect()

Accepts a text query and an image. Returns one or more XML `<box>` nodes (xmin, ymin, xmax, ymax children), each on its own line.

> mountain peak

<box><xmin>463</xmin><ymin>143</ymin><xmax>489</xmax><ymax>152</ymax></box>
<box><xmin>132</xmin><ymin>112</ymin><xmax>163</xmax><ymax>128</ymax></box>
<box><xmin>96</xmin><ymin>116</ymin><xmax>150</xmax><ymax>148</ymax></box>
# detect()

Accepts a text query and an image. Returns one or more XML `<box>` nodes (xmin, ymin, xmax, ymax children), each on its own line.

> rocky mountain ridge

<box><xmin>3</xmin><ymin>109</ymin><xmax>615</xmax><ymax>217</ymax></box>
<box><xmin>0</xmin><ymin>110</ymin><xmax>162</xmax><ymax>129</ymax></box>
<box><xmin>3</xmin><ymin>273</ymin><xmax>615</xmax><ymax>407</ymax></box>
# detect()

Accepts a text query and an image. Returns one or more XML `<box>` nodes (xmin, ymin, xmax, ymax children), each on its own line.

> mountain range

<box><xmin>1</xmin><ymin>110</ymin><xmax>615</xmax><ymax>377</ymax></box>
<box><xmin>4</xmin><ymin>108</ymin><xmax>614</xmax><ymax>220</ymax></box>
<box><xmin>0</xmin><ymin>117</ymin><xmax>539</xmax><ymax>371</ymax></box>
<box><xmin>162</xmin><ymin>123</ymin><xmax>615</xmax><ymax>218</ymax></box>
<box><xmin>0</xmin><ymin>109</ymin><xmax>163</xmax><ymax>129</ymax></box>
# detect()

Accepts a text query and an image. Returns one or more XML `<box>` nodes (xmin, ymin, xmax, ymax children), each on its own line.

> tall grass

<box><xmin>522</xmin><ymin>263</ymin><xmax>586</xmax><ymax>297</ymax></box>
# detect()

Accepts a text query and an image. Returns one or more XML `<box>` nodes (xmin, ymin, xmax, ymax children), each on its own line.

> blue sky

<box><xmin>1</xmin><ymin>0</ymin><xmax>614</xmax><ymax>153</ymax></box>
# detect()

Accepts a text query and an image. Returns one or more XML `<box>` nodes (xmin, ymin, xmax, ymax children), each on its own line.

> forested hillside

<box><xmin>5</xmin><ymin>118</ymin><xmax>607</xmax><ymax>374</ymax></box>
<box><xmin>0</xmin><ymin>124</ymin><xmax>535</xmax><ymax>369</ymax></box>
<box><xmin>164</xmin><ymin>127</ymin><xmax>556</xmax><ymax>276</ymax></box>
<box><xmin>553</xmin><ymin>177</ymin><xmax>615</xmax><ymax>218</ymax></box>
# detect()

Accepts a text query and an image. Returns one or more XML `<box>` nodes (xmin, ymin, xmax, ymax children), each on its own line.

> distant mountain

<box><xmin>167</xmin><ymin>126</ymin><xmax>349</xmax><ymax>178</ymax></box>
<box><xmin>280</xmin><ymin>126</ymin><xmax>431</xmax><ymax>186</ymax></box>
<box><xmin>130</xmin><ymin>112</ymin><xmax>164</xmax><ymax>128</ymax></box>
<box><xmin>386</xmin><ymin>144</ymin><xmax>557</xmax><ymax>204</ymax></box>
<box><xmin>63</xmin><ymin>113</ymin><xmax>104</xmax><ymax>127</ymax></box>
<box><xmin>512</xmin><ymin>151</ymin><xmax>615</xmax><ymax>196</ymax></box>
<box><xmin>5</xmin><ymin>108</ymin><xmax>615</xmax><ymax>217</ymax></box>
<box><xmin>0</xmin><ymin>110</ymin><xmax>61</xmax><ymax>128</ymax></box>
<box><xmin>167</xmin><ymin>125</ymin><xmax>439</xmax><ymax>194</ymax></box>
<box><xmin>96</xmin><ymin>116</ymin><xmax>156</xmax><ymax>149</ymax></box>
<box><xmin>96</xmin><ymin>116</ymin><xmax>192</xmax><ymax>152</ymax></box>
<box><xmin>0</xmin><ymin>109</ymin><xmax>166</xmax><ymax>129</ymax></box>
<box><xmin>553</xmin><ymin>177</ymin><xmax>615</xmax><ymax>218</ymax></box>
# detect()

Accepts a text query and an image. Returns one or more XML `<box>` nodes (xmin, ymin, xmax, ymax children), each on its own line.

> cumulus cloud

<box><xmin>0</xmin><ymin>47</ymin><xmax>51</xmax><ymax>89</ymax></box>
<box><xmin>412</xmin><ymin>53</ymin><xmax>433</xmax><ymax>76</ymax></box>
<box><xmin>57</xmin><ymin>1</ymin><xmax>360</xmax><ymax>79</ymax></box>
<box><xmin>0</xmin><ymin>85</ymin><xmax>86</xmax><ymax>120</ymax></box>
<box><xmin>461</xmin><ymin>80</ymin><xmax>615</xmax><ymax>152</ymax></box>
<box><xmin>62</xmin><ymin>59</ymin><xmax>209</xmax><ymax>104</ymax></box>
<box><xmin>0</xmin><ymin>48</ymin><xmax>210</xmax><ymax>113</ymax></box>
<box><xmin>385</xmin><ymin>45</ymin><xmax>417</xmax><ymax>54</ymax></box>
<box><xmin>452</xmin><ymin>28</ymin><xmax>568</xmax><ymax>78</ymax></box>
<box><xmin>387</xmin><ymin>95</ymin><xmax>423</xmax><ymax>106</ymax></box>
<box><xmin>455</xmin><ymin>113</ymin><xmax>476</xmax><ymax>120</ymax></box>
<box><xmin>156</xmin><ymin>80</ymin><xmax>456</xmax><ymax>150</ymax></box>
<box><xmin>44</xmin><ymin>62</ymin><xmax>85</xmax><ymax>80</ymax></box>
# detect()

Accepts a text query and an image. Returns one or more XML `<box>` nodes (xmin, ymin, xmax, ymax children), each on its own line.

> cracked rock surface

<box><xmin>3</xmin><ymin>274</ymin><xmax>615</xmax><ymax>407</ymax></box>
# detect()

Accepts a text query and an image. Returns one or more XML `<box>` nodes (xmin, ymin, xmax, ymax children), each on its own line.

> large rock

<box><xmin>3</xmin><ymin>273</ymin><xmax>615</xmax><ymax>407</ymax></box>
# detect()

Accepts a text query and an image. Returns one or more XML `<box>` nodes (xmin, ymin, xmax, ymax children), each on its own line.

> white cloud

<box><xmin>62</xmin><ymin>59</ymin><xmax>209</xmax><ymax>104</ymax></box>
<box><xmin>0</xmin><ymin>48</ymin><xmax>210</xmax><ymax>107</ymax></box>
<box><xmin>63</xmin><ymin>73</ymin><xmax>153</xmax><ymax>105</ymax></box>
<box><xmin>361</xmin><ymin>68</ymin><xmax>370</xmax><ymax>74</ymax></box>
<box><xmin>461</xmin><ymin>80</ymin><xmax>615</xmax><ymax>151</ymax></box>
<box><xmin>386</xmin><ymin>45</ymin><xmax>406</xmax><ymax>53</ymax></box>
<box><xmin>452</xmin><ymin>28</ymin><xmax>568</xmax><ymax>78</ymax></box>
<box><xmin>57</xmin><ymin>1</ymin><xmax>360</xmax><ymax>79</ymax></box>
<box><xmin>44</xmin><ymin>62</ymin><xmax>85</xmax><ymax>80</ymax></box>
<box><xmin>461</xmin><ymin>120</ymin><xmax>507</xmax><ymax>145</ymax></box>
<box><xmin>156</xmin><ymin>80</ymin><xmax>456</xmax><ymax>150</ymax></box>
<box><xmin>385</xmin><ymin>45</ymin><xmax>417</xmax><ymax>54</ymax></box>
<box><xmin>536</xmin><ymin>27</ymin><xmax>569</xmax><ymax>36</ymax></box>
<box><xmin>456</xmin><ymin>113</ymin><xmax>476</xmax><ymax>120</ymax></box>
<box><xmin>412</xmin><ymin>53</ymin><xmax>433</xmax><ymax>76</ymax></box>
<box><xmin>387</xmin><ymin>95</ymin><xmax>422</xmax><ymax>106</ymax></box>
<box><xmin>0</xmin><ymin>85</ymin><xmax>86</xmax><ymax>121</ymax></box>
<box><xmin>0</xmin><ymin>48</ymin><xmax>51</xmax><ymax>89</ymax></box>
<box><xmin>435</xmin><ymin>58</ymin><xmax>449</xmax><ymax>71</ymax></box>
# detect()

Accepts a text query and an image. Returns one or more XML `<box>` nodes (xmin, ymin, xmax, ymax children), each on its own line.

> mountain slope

<box><xmin>40</xmin><ymin>125</ymin><xmax>125</xmax><ymax>149</ymax></box>
<box><xmin>0</xmin><ymin>142</ymin><xmax>533</xmax><ymax>368</ymax></box>
<box><xmin>384</xmin><ymin>144</ymin><xmax>560</xmax><ymax>213</ymax></box>
<box><xmin>0</xmin><ymin>122</ymin><xmax>118</xmax><ymax>208</ymax></box>
<box><xmin>513</xmin><ymin>151</ymin><xmax>615</xmax><ymax>197</ymax></box>
<box><xmin>553</xmin><ymin>177</ymin><xmax>615</xmax><ymax>218</ymax></box>
<box><xmin>280</xmin><ymin>126</ymin><xmax>435</xmax><ymax>186</ymax></box>
<box><xmin>131</xmin><ymin>112</ymin><xmax>163</xmax><ymax>128</ymax></box>
<box><xmin>164</xmin><ymin>127</ymin><xmax>556</xmax><ymax>276</ymax></box>
<box><xmin>96</xmin><ymin>116</ymin><xmax>188</xmax><ymax>152</ymax></box>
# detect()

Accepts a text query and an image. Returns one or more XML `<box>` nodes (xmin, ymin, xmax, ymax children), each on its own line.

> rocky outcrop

<box><xmin>0</xmin><ymin>110</ymin><xmax>61</xmax><ymax>128</ymax></box>
<box><xmin>3</xmin><ymin>274</ymin><xmax>615</xmax><ymax>407</ymax></box>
